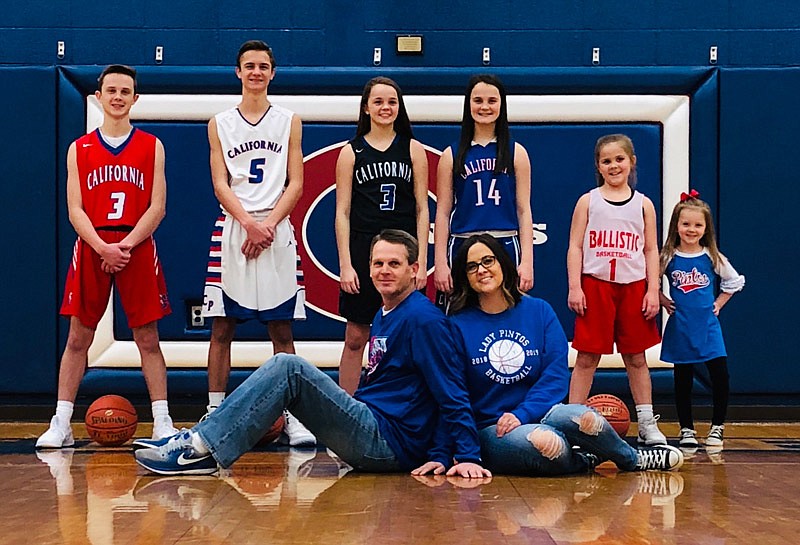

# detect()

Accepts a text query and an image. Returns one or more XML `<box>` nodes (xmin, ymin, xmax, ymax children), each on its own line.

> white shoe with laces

<box><xmin>706</xmin><ymin>424</ymin><xmax>724</xmax><ymax>448</ymax></box>
<box><xmin>36</xmin><ymin>416</ymin><xmax>75</xmax><ymax>449</ymax></box>
<box><xmin>635</xmin><ymin>444</ymin><xmax>684</xmax><ymax>471</ymax></box>
<box><xmin>199</xmin><ymin>405</ymin><xmax>218</xmax><ymax>423</ymax></box>
<box><xmin>283</xmin><ymin>411</ymin><xmax>316</xmax><ymax>447</ymax></box>
<box><xmin>679</xmin><ymin>427</ymin><xmax>699</xmax><ymax>448</ymax></box>
<box><xmin>637</xmin><ymin>415</ymin><xmax>667</xmax><ymax>445</ymax></box>
<box><xmin>153</xmin><ymin>415</ymin><xmax>179</xmax><ymax>440</ymax></box>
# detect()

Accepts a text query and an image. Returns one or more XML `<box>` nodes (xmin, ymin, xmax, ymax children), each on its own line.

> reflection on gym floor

<box><xmin>11</xmin><ymin>425</ymin><xmax>800</xmax><ymax>545</ymax></box>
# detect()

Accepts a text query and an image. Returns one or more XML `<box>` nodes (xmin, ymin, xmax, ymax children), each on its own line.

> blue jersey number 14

<box><xmin>473</xmin><ymin>178</ymin><xmax>501</xmax><ymax>206</ymax></box>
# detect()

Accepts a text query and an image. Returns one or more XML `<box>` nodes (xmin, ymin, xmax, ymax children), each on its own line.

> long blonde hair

<box><xmin>660</xmin><ymin>196</ymin><xmax>723</xmax><ymax>274</ymax></box>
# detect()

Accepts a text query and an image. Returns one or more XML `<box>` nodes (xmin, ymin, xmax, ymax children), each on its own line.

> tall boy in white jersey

<box><xmin>202</xmin><ymin>40</ymin><xmax>314</xmax><ymax>446</ymax></box>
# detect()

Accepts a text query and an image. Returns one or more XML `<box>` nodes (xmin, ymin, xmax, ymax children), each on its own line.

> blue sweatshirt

<box><xmin>354</xmin><ymin>290</ymin><xmax>482</xmax><ymax>470</ymax></box>
<box><xmin>450</xmin><ymin>296</ymin><xmax>569</xmax><ymax>428</ymax></box>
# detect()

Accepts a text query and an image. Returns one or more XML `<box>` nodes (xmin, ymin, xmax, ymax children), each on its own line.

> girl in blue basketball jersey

<box><xmin>413</xmin><ymin>234</ymin><xmax>683</xmax><ymax>476</ymax></box>
<box><xmin>434</xmin><ymin>75</ymin><xmax>534</xmax><ymax>303</ymax></box>
<box><xmin>335</xmin><ymin>77</ymin><xmax>430</xmax><ymax>394</ymax></box>
<box><xmin>659</xmin><ymin>192</ymin><xmax>744</xmax><ymax>452</ymax></box>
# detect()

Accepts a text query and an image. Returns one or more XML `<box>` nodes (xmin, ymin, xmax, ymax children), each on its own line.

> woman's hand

<box><xmin>496</xmin><ymin>412</ymin><xmax>521</xmax><ymax>437</ymax></box>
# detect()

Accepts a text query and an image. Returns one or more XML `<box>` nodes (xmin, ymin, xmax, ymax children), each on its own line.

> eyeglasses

<box><xmin>466</xmin><ymin>255</ymin><xmax>497</xmax><ymax>274</ymax></box>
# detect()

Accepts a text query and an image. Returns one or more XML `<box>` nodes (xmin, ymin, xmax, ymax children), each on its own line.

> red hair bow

<box><xmin>680</xmin><ymin>189</ymin><xmax>700</xmax><ymax>201</ymax></box>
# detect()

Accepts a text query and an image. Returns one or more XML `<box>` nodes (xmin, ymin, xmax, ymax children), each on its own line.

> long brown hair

<box><xmin>355</xmin><ymin>77</ymin><xmax>414</xmax><ymax>139</ymax></box>
<box><xmin>448</xmin><ymin>234</ymin><xmax>523</xmax><ymax>315</ymax></box>
<box><xmin>660</xmin><ymin>196</ymin><xmax>723</xmax><ymax>274</ymax></box>
<box><xmin>453</xmin><ymin>75</ymin><xmax>514</xmax><ymax>178</ymax></box>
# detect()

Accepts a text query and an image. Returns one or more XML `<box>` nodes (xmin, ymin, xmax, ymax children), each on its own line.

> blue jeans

<box><xmin>479</xmin><ymin>423</ymin><xmax>590</xmax><ymax>475</ymax></box>
<box><xmin>541</xmin><ymin>403</ymin><xmax>638</xmax><ymax>471</ymax></box>
<box><xmin>479</xmin><ymin>404</ymin><xmax>638</xmax><ymax>475</ymax></box>
<box><xmin>195</xmin><ymin>354</ymin><xmax>403</xmax><ymax>472</ymax></box>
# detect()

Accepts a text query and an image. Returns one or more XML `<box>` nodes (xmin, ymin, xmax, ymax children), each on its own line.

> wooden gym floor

<box><xmin>2</xmin><ymin>421</ymin><xmax>799</xmax><ymax>544</ymax></box>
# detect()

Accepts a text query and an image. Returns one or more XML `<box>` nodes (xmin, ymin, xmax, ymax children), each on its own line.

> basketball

<box><xmin>256</xmin><ymin>414</ymin><xmax>286</xmax><ymax>446</ymax></box>
<box><xmin>586</xmin><ymin>394</ymin><xmax>631</xmax><ymax>437</ymax></box>
<box><xmin>84</xmin><ymin>395</ymin><xmax>138</xmax><ymax>446</ymax></box>
<box><xmin>488</xmin><ymin>339</ymin><xmax>525</xmax><ymax>374</ymax></box>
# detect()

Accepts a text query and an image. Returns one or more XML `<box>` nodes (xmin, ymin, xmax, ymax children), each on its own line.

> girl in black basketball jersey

<box><xmin>335</xmin><ymin>77</ymin><xmax>430</xmax><ymax>394</ymax></box>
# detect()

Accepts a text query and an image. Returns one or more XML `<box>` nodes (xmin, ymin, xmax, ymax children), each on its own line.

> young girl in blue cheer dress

<box><xmin>659</xmin><ymin>191</ymin><xmax>745</xmax><ymax>452</ymax></box>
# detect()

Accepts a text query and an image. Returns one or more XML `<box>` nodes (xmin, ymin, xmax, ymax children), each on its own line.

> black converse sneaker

<box><xmin>679</xmin><ymin>428</ymin><xmax>699</xmax><ymax>448</ymax></box>
<box><xmin>635</xmin><ymin>444</ymin><xmax>684</xmax><ymax>471</ymax></box>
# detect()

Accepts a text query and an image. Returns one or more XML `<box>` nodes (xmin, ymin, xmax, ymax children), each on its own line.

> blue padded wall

<box><xmin>719</xmin><ymin>68</ymin><xmax>800</xmax><ymax>393</ymax></box>
<box><xmin>0</xmin><ymin>67</ymin><xmax>58</xmax><ymax>392</ymax></box>
<box><xmin>0</xmin><ymin>1</ymin><xmax>797</xmax><ymax>398</ymax></box>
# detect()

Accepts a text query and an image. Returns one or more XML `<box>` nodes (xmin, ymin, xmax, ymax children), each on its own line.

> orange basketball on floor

<box><xmin>586</xmin><ymin>394</ymin><xmax>631</xmax><ymax>437</ymax></box>
<box><xmin>85</xmin><ymin>395</ymin><xmax>138</xmax><ymax>446</ymax></box>
<box><xmin>256</xmin><ymin>414</ymin><xmax>286</xmax><ymax>446</ymax></box>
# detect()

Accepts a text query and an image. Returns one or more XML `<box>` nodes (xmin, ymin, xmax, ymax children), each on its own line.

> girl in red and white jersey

<box><xmin>566</xmin><ymin>134</ymin><xmax>666</xmax><ymax>446</ymax></box>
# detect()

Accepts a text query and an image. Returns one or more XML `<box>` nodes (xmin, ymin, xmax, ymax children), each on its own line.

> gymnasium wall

<box><xmin>1</xmin><ymin>2</ymin><xmax>797</xmax><ymax>399</ymax></box>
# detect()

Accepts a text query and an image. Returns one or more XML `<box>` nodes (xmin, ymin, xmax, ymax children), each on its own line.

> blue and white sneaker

<box><xmin>133</xmin><ymin>435</ymin><xmax>171</xmax><ymax>451</ymax></box>
<box><xmin>132</xmin><ymin>427</ymin><xmax>188</xmax><ymax>451</ymax></box>
<box><xmin>134</xmin><ymin>430</ymin><xmax>218</xmax><ymax>476</ymax></box>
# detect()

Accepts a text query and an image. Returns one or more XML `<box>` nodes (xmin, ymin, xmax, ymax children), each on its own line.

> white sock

<box><xmin>208</xmin><ymin>392</ymin><xmax>225</xmax><ymax>409</ymax></box>
<box><xmin>636</xmin><ymin>404</ymin><xmax>654</xmax><ymax>422</ymax></box>
<box><xmin>55</xmin><ymin>401</ymin><xmax>74</xmax><ymax>427</ymax></box>
<box><xmin>151</xmin><ymin>400</ymin><xmax>170</xmax><ymax>419</ymax></box>
<box><xmin>190</xmin><ymin>431</ymin><xmax>210</xmax><ymax>455</ymax></box>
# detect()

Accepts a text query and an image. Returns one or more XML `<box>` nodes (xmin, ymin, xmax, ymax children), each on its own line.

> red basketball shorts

<box><xmin>60</xmin><ymin>232</ymin><xmax>171</xmax><ymax>329</ymax></box>
<box><xmin>572</xmin><ymin>275</ymin><xmax>660</xmax><ymax>354</ymax></box>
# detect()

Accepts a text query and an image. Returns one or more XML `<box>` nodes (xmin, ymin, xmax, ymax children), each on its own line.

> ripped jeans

<box><xmin>479</xmin><ymin>403</ymin><xmax>638</xmax><ymax>475</ymax></box>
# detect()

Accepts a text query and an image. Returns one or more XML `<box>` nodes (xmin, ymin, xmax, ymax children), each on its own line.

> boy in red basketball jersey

<box><xmin>37</xmin><ymin>65</ymin><xmax>177</xmax><ymax>448</ymax></box>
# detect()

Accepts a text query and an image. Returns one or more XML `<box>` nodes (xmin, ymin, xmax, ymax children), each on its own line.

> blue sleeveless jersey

<box><xmin>450</xmin><ymin>140</ymin><xmax>519</xmax><ymax>234</ymax></box>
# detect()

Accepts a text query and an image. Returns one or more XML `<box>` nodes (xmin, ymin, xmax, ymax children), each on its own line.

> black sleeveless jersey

<box><xmin>349</xmin><ymin>134</ymin><xmax>418</xmax><ymax>236</ymax></box>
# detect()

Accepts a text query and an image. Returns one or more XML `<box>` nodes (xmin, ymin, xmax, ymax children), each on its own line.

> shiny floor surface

<box><xmin>4</xmin><ymin>423</ymin><xmax>800</xmax><ymax>545</ymax></box>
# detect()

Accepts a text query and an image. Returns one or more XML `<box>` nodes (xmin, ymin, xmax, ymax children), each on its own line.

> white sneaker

<box><xmin>706</xmin><ymin>424</ymin><xmax>724</xmax><ymax>448</ymax></box>
<box><xmin>283</xmin><ymin>411</ymin><xmax>316</xmax><ymax>447</ymax></box>
<box><xmin>678</xmin><ymin>428</ymin><xmax>699</xmax><ymax>449</ymax></box>
<box><xmin>152</xmin><ymin>415</ymin><xmax>179</xmax><ymax>440</ymax></box>
<box><xmin>36</xmin><ymin>416</ymin><xmax>75</xmax><ymax>449</ymax></box>
<box><xmin>637</xmin><ymin>415</ymin><xmax>667</xmax><ymax>445</ymax></box>
<box><xmin>199</xmin><ymin>405</ymin><xmax>218</xmax><ymax>423</ymax></box>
